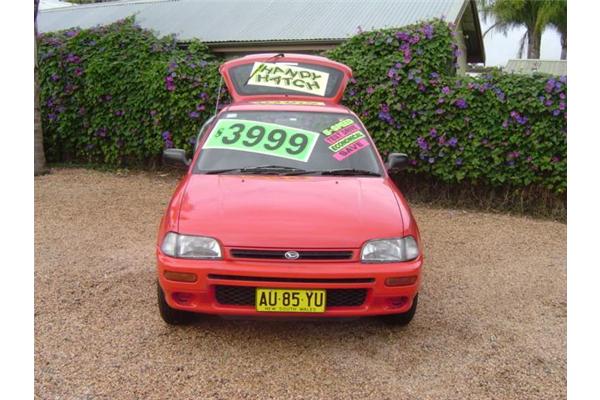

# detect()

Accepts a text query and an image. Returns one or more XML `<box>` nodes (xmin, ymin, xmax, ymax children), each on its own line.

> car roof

<box><xmin>222</xmin><ymin>100</ymin><xmax>353</xmax><ymax>115</ymax></box>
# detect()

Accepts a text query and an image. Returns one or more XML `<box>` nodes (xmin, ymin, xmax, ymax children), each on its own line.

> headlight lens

<box><xmin>160</xmin><ymin>232</ymin><xmax>222</xmax><ymax>259</ymax></box>
<box><xmin>360</xmin><ymin>236</ymin><xmax>419</xmax><ymax>263</ymax></box>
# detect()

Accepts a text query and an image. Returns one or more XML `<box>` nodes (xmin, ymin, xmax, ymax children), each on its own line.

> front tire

<box><xmin>380</xmin><ymin>294</ymin><xmax>418</xmax><ymax>326</ymax></box>
<box><xmin>157</xmin><ymin>282</ymin><xmax>195</xmax><ymax>325</ymax></box>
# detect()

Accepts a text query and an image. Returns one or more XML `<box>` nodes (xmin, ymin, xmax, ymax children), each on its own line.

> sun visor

<box><xmin>219</xmin><ymin>54</ymin><xmax>352</xmax><ymax>103</ymax></box>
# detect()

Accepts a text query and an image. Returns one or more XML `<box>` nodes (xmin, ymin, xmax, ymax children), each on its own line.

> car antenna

<box><xmin>214</xmin><ymin>76</ymin><xmax>223</xmax><ymax>116</ymax></box>
<box><xmin>243</xmin><ymin>53</ymin><xmax>285</xmax><ymax>87</ymax></box>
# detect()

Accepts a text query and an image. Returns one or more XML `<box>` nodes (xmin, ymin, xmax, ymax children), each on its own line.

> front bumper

<box><xmin>156</xmin><ymin>250</ymin><xmax>422</xmax><ymax>317</ymax></box>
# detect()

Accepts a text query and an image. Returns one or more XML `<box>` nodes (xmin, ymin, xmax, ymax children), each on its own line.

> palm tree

<box><xmin>35</xmin><ymin>0</ymin><xmax>48</xmax><ymax>175</ymax></box>
<box><xmin>538</xmin><ymin>0</ymin><xmax>567</xmax><ymax>60</ymax></box>
<box><xmin>479</xmin><ymin>0</ymin><xmax>548</xmax><ymax>59</ymax></box>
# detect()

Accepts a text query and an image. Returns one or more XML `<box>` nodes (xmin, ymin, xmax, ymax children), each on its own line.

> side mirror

<box><xmin>163</xmin><ymin>149</ymin><xmax>191</xmax><ymax>168</ymax></box>
<box><xmin>386</xmin><ymin>152</ymin><xmax>409</xmax><ymax>171</ymax></box>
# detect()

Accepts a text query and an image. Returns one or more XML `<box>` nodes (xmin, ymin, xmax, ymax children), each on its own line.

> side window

<box><xmin>195</xmin><ymin>116</ymin><xmax>216</xmax><ymax>152</ymax></box>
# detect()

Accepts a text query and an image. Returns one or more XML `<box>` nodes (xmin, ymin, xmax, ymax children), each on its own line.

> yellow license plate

<box><xmin>256</xmin><ymin>288</ymin><xmax>326</xmax><ymax>313</ymax></box>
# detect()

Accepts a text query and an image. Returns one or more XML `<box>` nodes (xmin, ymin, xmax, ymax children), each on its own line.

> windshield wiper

<box><xmin>316</xmin><ymin>169</ymin><xmax>381</xmax><ymax>177</ymax></box>
<box><xmin>204</xmin><ymin>165</ymin><xmax>309</xmax><ymax>175</ymax></box>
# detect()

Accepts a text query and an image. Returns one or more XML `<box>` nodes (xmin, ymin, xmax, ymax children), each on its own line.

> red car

<box><xmin>157</xmin><ymin>53</ymin><xmax>423</xmax><ymax>325</ymax></box>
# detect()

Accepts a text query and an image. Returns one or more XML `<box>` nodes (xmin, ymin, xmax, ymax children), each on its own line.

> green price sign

<box><xmin>203</xmin><ymin>119</ymin><xmax>319</xmax><ymax>162</ymax></box>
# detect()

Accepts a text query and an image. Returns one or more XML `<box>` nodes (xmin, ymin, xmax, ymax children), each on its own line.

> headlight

<box><xmin>360</xmin><ymin>236</ymin><xmax>419</xmax><ymax>263</ymax></box>
<box><xmin>160</xmin><ymin>232</ymin><xmax>222</xmax><ymax>259</ymax></box>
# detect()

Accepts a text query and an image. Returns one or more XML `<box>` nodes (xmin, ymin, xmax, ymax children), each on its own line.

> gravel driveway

<box><xmin>35</xmin><ymin>168</ymin><xmax>566</xmax><ymax>400</ymax></box>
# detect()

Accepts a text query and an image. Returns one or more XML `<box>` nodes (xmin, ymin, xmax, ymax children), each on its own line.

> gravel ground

<box><xmin>35</xmin><ymin>168</ymin><xmax>566</xmax><ymax>400</ymax></box>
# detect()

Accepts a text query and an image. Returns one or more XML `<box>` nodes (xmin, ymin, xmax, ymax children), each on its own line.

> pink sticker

<box><xmin>333</xmin><ymin>139</ymin><xmax>370</xmax><ymax>161</ymax></box>
<box><xmin>324</xmin><ymin>124</ymin><xmax>362</xmax><ymax>145</ymax></box>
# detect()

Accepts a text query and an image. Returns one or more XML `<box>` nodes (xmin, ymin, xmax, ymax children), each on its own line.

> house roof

<box><xmin>37</xmin><ymin>0</ymin><xmax>484</xmax><ymax>62</ymax></box>
<box><xmin>505</xmin><ymin>59</ymin><xmax>567</xmax><ymax>76</ymax></box>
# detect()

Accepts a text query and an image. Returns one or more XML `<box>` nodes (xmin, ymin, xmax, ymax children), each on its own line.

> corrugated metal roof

<box><xmin>38</xmin><ymin>0</ymin><xmax>467</xmax><ymax>43</ymax></box>
<box><xmin>505</xmin><ymin>59</ymin><xmax>567</xmax><ymax>76</ymax></box>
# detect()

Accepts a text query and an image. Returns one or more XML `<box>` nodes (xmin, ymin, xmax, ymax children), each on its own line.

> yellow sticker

<box><xmin>248</xmin><ymin>62</ymin><xmax>329</xmax><ymax>96</ymax></box>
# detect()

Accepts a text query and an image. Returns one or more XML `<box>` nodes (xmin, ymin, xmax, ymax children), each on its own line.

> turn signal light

<box><xmin>164</xmin><ymin>271</ymin><xmax>197</xmax><ymax>282</ymax></box>
<box><xmin>385</xmin><ymin>276</ymin><xmax>417</xmax><ymax>287</ymax></box>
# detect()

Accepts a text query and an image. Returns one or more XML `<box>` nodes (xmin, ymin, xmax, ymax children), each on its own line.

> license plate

<box><xmin>255</xmin><ymin>288</ymin><xmax>326</xmax><ymax>313</ymax></box>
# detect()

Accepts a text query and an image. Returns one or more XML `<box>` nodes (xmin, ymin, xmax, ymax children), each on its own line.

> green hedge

<box><xmin>38</xmin><ymin>18</ymin><xmax>566</xmax><ymax>193</ymax></box>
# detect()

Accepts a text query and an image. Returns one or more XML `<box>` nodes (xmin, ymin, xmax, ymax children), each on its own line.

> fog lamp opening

<box><xmin>385</xmin><ymin>276</ymin><xmax>417</xmax><ymax>287</ymax></box>
<box><xmin>164</xmin><ymin>271</ymin><xmax>197</xmax><ymax>282</ymax></box>
<box><xmin>387</xmin><ymin>296</ymin><xmax>409</xmax><ymax>308</ymax></box>
<box><xmin>172</xmin><ymin>292</ymin><xmax>195</xmax><ymax>305</ymax></box>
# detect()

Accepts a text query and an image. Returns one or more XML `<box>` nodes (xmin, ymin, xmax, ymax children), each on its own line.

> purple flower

<box><xmin>196</xmin><ymin>104</ymin><xmax>206</xmax><ymax>111</ymax></box>
<box><xmin>47</xmin><ymin>113</ymin><xmax>57</xmax><ymax>121</ymax></box>
<box><xmin>409</xmin><ymin>159</ymin><xmax>418</xmax><ymax>166</ymax></box>
<box><xmin>559</xmin><ymin>102</ymin><xmax>566</xmax><ymax>110</ymax></box>
<box><xmin>150</xmin><ymin>110</ymin><xmax>157</xmax><ymax>116</ymax></box>
<box><xmin>114</xmin><ymin>110</ymin><xmax>124</xmax><ymax>117</ymax></box>
<box><xmin>545</xmin><ymin>99</ymin><xmax>553</xmax><ymax>107</ymax></box>
<box><xmin>545</xmin><ymin>78</ymin><xmax>556</xmax><ymax>93</ymax></box>
<box><xmin>438</xmin><ymin>136</ymin><xmax>446</xmax><ymax>145</ymax></box>
<box><xmin>455</xmin><ymin>158</ymin><xmax>463</xmax><ymax>166</ymax></box>
<box><xmin>447</xmin><ymin>137</ymin><xmax>458</xmax><ymax>147</ymax></box>
<box><xmin>50</xmin><ymin>73</ymin><xmax>60</xmax><ymax>82</ymax></box>
<box><xmin>366</xmin><ymin>86</ymin><xmax>374</xmax><ymax>94</ymax></box>
<box><xmin>421</xmin><ymin>24</ymin><xmax>434</xmax><ymax>39</ymax></box>
<box><xmin>430</xmin><ymin>72</ymin><xmax>439</xmax><ymax>79</ymax></box>
<box><xmin>199</xmin><ymin>92</ymin><xmax>209</xmax><ymax>100</ymax></box>
<box><xmin>428</xmin><ymin>157</ymin><xmax>435</xmax><ymax>164</ymax></box>
<box><xmin>429</xmin><ymin>128</ymin><xmax>437</xmax><ymax>138</ymax></box>
<box><xmin>65</xmin><ymin>30</ymin><xmax>78</xmax><ymax>38</ymax></box>
<box><xmin>409</xmin><ymin>34</ymin><xmax>420</xmax><ymax>44</ymax></box>
<box><xmin>165</xmin><ymin>139</ymin><xmax>174</xmax><ymax>149</ymax></box>
<box><xmin>553</xmin><ymin>109</ymin><xmax>561</xmax><ymax>116</ymax></box>
<box><xmin>435</xmin><ymin>108</ymin><xmax>444</xmax><ymax>115</ymax></box>
<box><xmin>395</xmin><ymin>31</ymin><xmax>410</xmax><ymax>41</ymax></box>
<box><xmin>560</xmin><ymin>93</ymin><xmax>566</xmax><ymax>99</ymax></box>
<box><xmin>189</xmin><ymin>111</ymin><xmax>200</xmax><ymax>119</ymax></box>
<box><xmin>507</xmin><ymin>151</ymin><xmax>520</xmax><ymax>159</ymax></box>
<box><xmin>189</xmin><ymin>137</ymin><xmax>197</xmax><ymax>145</ymax></box>
<box><xmin>74</xmin><ymin>67</ymin><xmax>83</xmax><ymax>76</ymax></box>
<box><xmin>95</xmin><ymin>128</ymin><xmax>107</xmax><ymax>138</ymax></box>
<box><xmin>65</xmin><ymin>53</ymin><xmax>80</xmax><ymax>64</ymax></box>
<box><xmin>559</xmin><ymin>75</ymin><xmax>567</xmax><ymax>84</ymax></box>
<box><xmin>437</xmin><ymin>98</ymin><xmax>445</xmax><ymax>104</ymax></box>
<box><xmin>454</xmin><ymin>98</ymin><xmax>468</xmax><ymax>109</ymax></box>
<box><xmin>441</xmin><ymin>86</ymin><xmax>451</xmax><ymax>95</ymax></box>
<box><xmin>417</xmin><ymin>136</ymin><xmax>429</xmax><ymax>150</ymax></box>
<box><xmin>162</xmin><ymin>131</ymin><xmax>171</xmax><ymax>140</ymax></box>
<box><xmin>551</xmin><ymin>156</ymin><xmax>561</xmax><ymax>163</ymax></box>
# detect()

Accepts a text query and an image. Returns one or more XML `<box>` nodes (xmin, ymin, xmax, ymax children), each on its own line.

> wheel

<box><xmin>380</xmin><ymin>294</ymin><xmax>418</xmax><ymax>326</ymax></box>
<box><xmin>157</xmin><ymin>282</ymin><xmax>195</xmax><ymax>325</ymax></box>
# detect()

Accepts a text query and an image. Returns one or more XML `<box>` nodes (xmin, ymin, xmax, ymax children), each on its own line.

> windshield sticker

<box><xmin>322</xmin><ymin>119</ymin><xmax>354</xmax><ymax>136</ymax></box>
<box><xmin>247</xmin><ymin>63</ymin><xmax>329</xmax><ymax>96</ymax></box>
<box><xmin>203</xmin><ymin>119</ymin><xmax>319</xmax><ymax>162</ymax></box>
<box><xmin>328</xmin><ymin>131</ymin><xmax>365</xmax><ymax>152</ymax></box>
<box><xmin>324</xmin><ymin>124</ymin><xmax>363</xmax><ymax>145</ymax></box>
<box><xmin>333</xmin><ymin>139</ymin><xmax>370</xmax><ymax>161</ymax></box>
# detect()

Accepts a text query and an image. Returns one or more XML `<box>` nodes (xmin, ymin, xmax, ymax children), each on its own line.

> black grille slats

<box><xmin>229</xmin><ymin>249</ymin><xmax>353</xmax><ymax>261</ymax></box>
<box><xmin>214</xmin><ymin>285</ymin><xmax>367</xmax><ymax>308</ymax></box>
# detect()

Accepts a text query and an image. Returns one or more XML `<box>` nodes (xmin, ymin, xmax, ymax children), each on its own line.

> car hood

<box><xmin>177</xmin><ymin>174</ymin><xmax>404</xmax><ymax>248</ymax></box>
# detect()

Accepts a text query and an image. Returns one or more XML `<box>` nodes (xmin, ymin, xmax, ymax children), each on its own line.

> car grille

<box><xmin>214</xmin><ymin>285</ymin><xmax>367</xmax><ymax>307</ymax></box>
<box><xmin>229</xmin><ymin>249</ymin><xmax>353</xmax><ymax>261</ymax></box>
<box><xmin>208</xmin><ymin>274</ymin><xmax>374</xmax><ymax>284</ymax></box>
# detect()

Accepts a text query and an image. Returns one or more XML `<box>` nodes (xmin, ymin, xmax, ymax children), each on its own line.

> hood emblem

<box><xmin>284</xmin><ymin>251</ymin><xmax>300</xmax><ymax>260</ymax></box>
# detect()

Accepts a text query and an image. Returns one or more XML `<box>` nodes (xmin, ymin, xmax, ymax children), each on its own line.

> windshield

<box><xmin>194</xmin><ymin>111</ymin><xmax>383</xmax><ymax>176</ymax></box>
